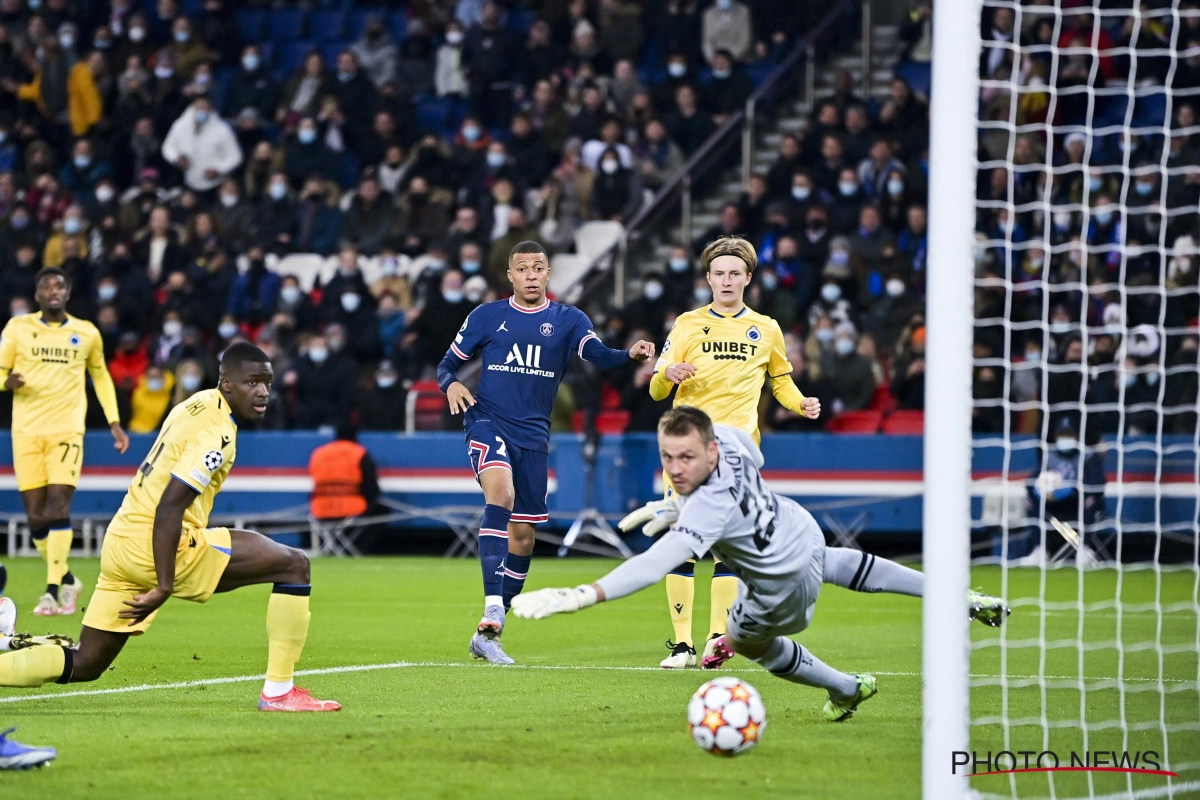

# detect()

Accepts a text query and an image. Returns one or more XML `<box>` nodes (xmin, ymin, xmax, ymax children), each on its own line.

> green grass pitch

<box><xmin>0</xmin><ymin>557</ymin><xmax>1195</xmax><ymax>799</ymax></box>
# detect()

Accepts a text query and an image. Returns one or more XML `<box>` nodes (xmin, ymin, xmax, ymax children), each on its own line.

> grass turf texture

<box><xmin>0</xmin><ymin>557</ymin><xmax>1193</xmax><ymax>799</ymax></box>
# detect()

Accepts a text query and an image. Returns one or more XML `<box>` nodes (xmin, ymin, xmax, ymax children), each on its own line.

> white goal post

<box><xmin>924</xmin><ymin>0</ymin><xmax>983</xmax><ymax>798</ymax></box>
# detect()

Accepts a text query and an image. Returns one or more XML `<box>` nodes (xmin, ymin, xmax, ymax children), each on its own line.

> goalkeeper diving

<box><xmin>513</xmin><ymin>407</ymin><xmax>1010</xmax><ymax>721</ymax></box>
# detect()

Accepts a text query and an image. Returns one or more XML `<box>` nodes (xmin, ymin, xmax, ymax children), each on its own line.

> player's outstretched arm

<box><xmin>578</xmin><ymin>333</ymin><xmax>653</xmax><ymax>370</ymax></box>
<box><xmin>119</xmin><ymin>478</ymin><xmax>196</xmax><ymax>624</ymax></box>
<box><xmin>618</xmin><ymin>495</ymin><xmax>681</xmax><ymax>536</ymax></box>
<box><xmin>512</xmin><ymin>534</ymin><xmax>697</xmax><ymax>619</ymax></box>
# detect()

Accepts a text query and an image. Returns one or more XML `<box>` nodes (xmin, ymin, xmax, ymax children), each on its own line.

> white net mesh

<box><xmin>969</xmin><ymin>1</ymin><xmax>1200</xmax><ymax>798</ymax></box>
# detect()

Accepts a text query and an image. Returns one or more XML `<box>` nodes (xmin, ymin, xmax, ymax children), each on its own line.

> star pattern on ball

<box><xmin>730</xmin><ymin>684</ymin><xmax>751</xmax><ymax>703</ymax></box>
<box><xmin>741</xmin><ymin>720</ymin><xmax>761</xmax><ymax>742</ymax></box>
<box><xmin>702</xmin><ymin>709</ymin><xmax>724</xmax><ymax>733</ymax></box>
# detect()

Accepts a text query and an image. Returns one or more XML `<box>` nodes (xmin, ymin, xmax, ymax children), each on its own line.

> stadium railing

<box><xmin>562</xmin><ymin>0</ymin><xmax>864</xmax><ymax>314</ymax></box>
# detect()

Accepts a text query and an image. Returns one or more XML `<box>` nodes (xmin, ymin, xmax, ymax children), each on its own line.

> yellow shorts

<box><xmin>82</xmin><ymin>526</ymin><xmax>232</xmax><ymax>635</ymax></box>
<box><xmin>12</xmin><ymin>432</ymin><xmax>84</xmax><ymax>492</ymax></box>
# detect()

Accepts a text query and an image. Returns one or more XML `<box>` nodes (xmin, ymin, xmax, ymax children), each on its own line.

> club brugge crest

<box><xmin>69</xmin><ymin>334</ymin><xmax>81</xmax><ymax>347</ymax></box>
<box><xmin>540</xmin><ymin>322</ymin><xmax>554</xmax><ymax>336</ymax></box>
<box><xmin>746</xmin><ymin>326</ymin><xmax>761</xmax><ymax>342</ymax></box>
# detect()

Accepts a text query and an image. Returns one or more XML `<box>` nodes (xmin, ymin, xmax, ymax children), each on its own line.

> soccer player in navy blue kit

<box><xmin>438</xmin><ymin>242</ymin><xmax>655</xmax><ymax>663</ymax></box>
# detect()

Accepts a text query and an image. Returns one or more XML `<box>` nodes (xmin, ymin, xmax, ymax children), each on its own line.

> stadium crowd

<box><xmin>973</xmin><ymin>0</ymin><xmax>1199</xmax><ymax>439</ymax></box>
<box><xmin>0</xmin><ymin>0</ymin><xmax>834</xmax><ymax>433</ymax></box>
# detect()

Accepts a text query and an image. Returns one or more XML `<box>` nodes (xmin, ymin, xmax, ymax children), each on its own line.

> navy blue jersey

<box><xmin>437</xmin><ymin>297</ymin><xmax>633</xmax><ymax>451</ymax></box>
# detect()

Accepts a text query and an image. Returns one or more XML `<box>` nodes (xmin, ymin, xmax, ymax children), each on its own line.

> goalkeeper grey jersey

<box><xmin>673</xmin><ymin>426</ymin><xmax>824</xmax><ymax>605</ymax></box>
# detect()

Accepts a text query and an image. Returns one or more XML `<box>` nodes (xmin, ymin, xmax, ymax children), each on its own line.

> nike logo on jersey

<box><xmin>498</xmin><ymin>321</ymin><xmax>509</xmax><ymax>332</ymax></box>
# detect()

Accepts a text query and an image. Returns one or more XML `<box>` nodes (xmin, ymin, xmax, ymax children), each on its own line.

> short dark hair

<box><xmin>658</xmin><ymin>406</ymin><xmax>715</xmax><ymax>445</ymax></box>
<box><xmin>508</xmin><ymin>240</ymin><xmax>547</xmax><ymax>266</ymax></box>
<box><xmin>219</xmin><ymin>342</ymin><xmax>271</xmax><ymax>375</ymax></box>
<box><xmin>34</xmin><ymin>267</ymin><xmax>70</xmax><ymax>289</ymax></box>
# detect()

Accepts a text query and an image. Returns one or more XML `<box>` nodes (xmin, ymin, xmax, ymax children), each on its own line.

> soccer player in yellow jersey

<box><xmin>0</xmin><ymin>343</ymin><xmax>340</xmax><ymax>712</ymax></box>
<box><xmin>0</xmin><ymin>268</ymin><xmax>128</xmax><ymax>617</ymax></box>
<box><xmin>645</xmin><ymin>237</ymin><xmax>820</xmax><ymax>668</ymax></box>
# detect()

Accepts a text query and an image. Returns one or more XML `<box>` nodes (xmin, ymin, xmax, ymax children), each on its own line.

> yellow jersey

<box><xmin>107</xmin><ymin>389</ymin><xmax>238</xmax><ymax>537</ymax></box>
<box><xmin>650</xmin><ymin>304</ymin><xmax>806</xmax><ymax>442</ymax></box>
<box><xmin>0</xmin><ymin>312</ymin><xmax>121</xmax><ymax>436</ymax></box>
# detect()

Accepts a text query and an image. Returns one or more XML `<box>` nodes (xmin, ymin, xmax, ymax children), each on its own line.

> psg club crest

<box><xmin>746</xmin><ymin>326</ymin><xmax>761</xmax><ymax>343</ymax></box>
<box><xmin>540</xmin><ymin>322</ymin><xmax>554</xmax><ymax>337</ymax></box>
<box><xmin>69</xmin><ymin>334</ymin><xmax>81</xmax><ymax>347</ymax></box>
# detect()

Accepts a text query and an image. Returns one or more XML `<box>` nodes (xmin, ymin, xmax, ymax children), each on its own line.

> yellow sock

<box><xmin>0</xmin><ymin>645</ymin><xmax>66</xmax><ymax>688</ymax></box>
<box><xmin>45</xmin><ymin>527</ymin><xmax>72</xmax><ymax>587</ymax></box>
<box><xmin>665</xmin><ymin>561</ymin><xmax>696</xmax><ymax>647</ymax></box>
<box><xmin>32</xmin><ymin>532</ymin><xmax>48</xmax><ymax>561</ymax></box>
<box><xmin>266</xmin><ymin>591</ymin><xmax>310</xmax><ymax>684</ymax></box>
<box><xmin>708</xmin><ymin>565</ymin><xmax>740</xmax><ymax>638</ymax></box>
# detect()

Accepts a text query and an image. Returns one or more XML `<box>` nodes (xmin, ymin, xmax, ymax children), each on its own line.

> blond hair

<box><xmin>699</xmin><ymin>236</ymin><xmax>757</xmax><ymax>275</ymax></box>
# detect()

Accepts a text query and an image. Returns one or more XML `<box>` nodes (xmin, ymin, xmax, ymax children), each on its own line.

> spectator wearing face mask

<box><xmin>322</xmin><ymin>244</ymin><xmax>372</xmax><ymax>316</ymax></box>
<box><xmin>293</xmin><ymin>178</ymin><xmax>343</xmax><ymax>256</ymax></box>
<box><xmin>374</xmin><ymin>292</ymin><xmax>407</xmax><ymax>360</ymax></box>
<box><xmin>702</xmin><ymin>49</ymin><xmax>753</xmax><ymax>120</ymax></box>
<box><xmin>172</xmin><ymin>358</ymin><xmax>206</xmax><ymax>403</ymax></box>
<box><xmin>128</xmin><ymin>365</ymin><xmax>175</xmax><ymax>433</ymax></box>
<box><xmin>276</xmin><ymin>275</ymin><xmax>319</xmax><ymax>333</ymax></box>
<box><xmin>285</xmin><ymin>117</ymin><xmax>338</xmax><ymax>188</ymax></box>
<box><xmin>436</xmin><ymin>20</ymin><xmax>469</xmax><ymax>98</ymax></box>
<box><xmin>624</xmin><ymin>273</ymin><xmax>669</xmax><ymax>339</ymax></box>
<box><xmin>663</xmin><ymin>246</ymin><xmax>695</xmax><ymax>309</ymax></box>
<box><xmin>58</xmin><ymin>138</ymin><xmax>112</xmax><ymax>194</ymax></box>
<box><xmin>747</xmin><ymin>266</ymin><xmax>795</xmax><ymax>330</ymax></box>
<box><xmin>150</xmin><ymin>311</ymin><xmax>187</xmax><ymax>367</ymax></box>
<box><xmin>223</xmin><ymin>45</ymin><xmax>280</xmax><ymax>125</ymax></box>
<box><xmin>820</xmin><ymin>321</ymin><xmax>876</xmax><ymax>414</ymax></box>
<box><xmin>42</xmin><ymin>203</ymin><xmax>89</xmax><ymax>269</ymax></box>
<box><xmin>358</xmin><ymin>360</ymin><xmax>407</xmax><ymax>431</ymax></box>
<box><xmin>352</xmin><ymin>15</ymin><xmax>399</xmax><ymax>89</ymax></box>
<box><xmin>285</xmin><ymin>334</ymin><xmax>355</xmax><ymax>430</ymax></box>
<box><xmin>866</xmin><ymin>272</ymin><xmax>920</xmax><ymax>352</ymax></box>
<box><xmin>227</xmin><ymin>245</ymin><xmax>282</xmax><ymax>327</ymax></box>
<box><xmin>401</xmin><ymin>268</ymin><xmax>475</xmax><ymax>377</ymax></box>
<box><xmin>828</xmin><ymin>168</ymin><xmax>866</xmax><ymax>235</ymax></box>
<box><xmin>328</xmin><ymin>283</ymin><xmax>382</xmax><ymax>364</ymax></box>
<box><xmin>592</xmin><ymin>146</ymin><xmax>643</xmax><ymax>223</ymax></box>
<box><xmin>161</xmin><ymin>96</ymin><xmax>244</xmax><ymax>193</ymax></box>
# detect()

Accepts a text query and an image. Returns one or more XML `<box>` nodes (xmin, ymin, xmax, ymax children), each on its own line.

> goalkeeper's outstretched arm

<box><xmin>511</xmin><ymin>533</ymin><xmax>698</xmax><ymax>619</ymax></box>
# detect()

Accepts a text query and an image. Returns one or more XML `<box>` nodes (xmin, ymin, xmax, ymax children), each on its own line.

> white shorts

<box><xmin>726</xmin><ymin>527</ymin><xmax>826</xmax><ymax>645</ymax></box>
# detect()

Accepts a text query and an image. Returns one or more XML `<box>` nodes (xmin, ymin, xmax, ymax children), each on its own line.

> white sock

<box><xmin>0</xmin><ymin>635</ymin><xmax>11</xmax><ymax>652</ymax></box>
<box><xmin>754</xmin><ymin>637</ymin><xmax>858</xmax><ymax>698</ymax></box>
<box><xmin>484</xmin><ymin>595</ymin><xmax>503</xmax><ymax>611</ymax></box>
<box><xmin>823</xmin><ymin>548</ymin><xmax>923</xmax><ymax>597</ymax></box>
<box><xmin>262</xmin><ymin>678</ymin><xmax>293</xmax><ymax>697</ymax></box>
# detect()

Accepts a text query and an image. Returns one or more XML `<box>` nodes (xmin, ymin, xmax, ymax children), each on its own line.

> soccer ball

<box><xmin>687</xmin><ymin>677</ymin><xmax>766</xmax><ymax>756</ymax></box>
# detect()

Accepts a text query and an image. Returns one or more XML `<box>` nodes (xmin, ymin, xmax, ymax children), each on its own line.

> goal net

<box><xmin>930</xmin><ymin>0</ymin><xmax>1200</xmax><ymax>798</ymax></box>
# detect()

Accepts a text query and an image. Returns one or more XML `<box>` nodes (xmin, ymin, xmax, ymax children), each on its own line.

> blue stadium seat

<box><xmin>236</xmin><ymin>9</ymin><xmax>267</xmax><ymax>43</ymax></box>
<box><xmin>322</xmin><ymin>42</ymin><xmax>349</xmax><ymax>68</ymax></box>
<box><xmin>387</xmin><ymin>12</ymin><xmax>407</xmax><ymax>42</ymax></box>
<box><xmin>268</xmin><ymin>10</ymin><xmax>308</xmax><ymax>44</ymax></box>
<box><xmin>279</xmin><ymin>41</ymin><xmax>319</xmax><ymax>74</ymax></box>
<box><xmin>310</xmin><ymin>11</ymin><xmax>347</xmax><ymax>43</ymax></box>
<box><xmin>1132</xmin><ymin>90</ymin><xmax>1168</xmax><ymax>128</ymax></box>
<box><xmin>509</xmin><ymin>9</ymin><xmax>537</xmax><ymax>35</ymax></box>
<box><xmin>893</xmin><ymin>61</ymin><xmax>931</xmax><ymax>98</ymax></box>
<box><xmin>416</xmin><ymin>97</ymin><xmax>459</xmax><ymax>134</ymax></box>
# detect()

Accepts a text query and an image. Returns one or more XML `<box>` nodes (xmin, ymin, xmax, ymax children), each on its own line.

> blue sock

<box><xmin>502</xmin><ymin>553</ymin><xmax>532</xmax><ymax>610</ymax></box>
<box><xmin>479</xmin><ymin>504</ymin><xmax>511</xmax><ymax>606</ymax></box>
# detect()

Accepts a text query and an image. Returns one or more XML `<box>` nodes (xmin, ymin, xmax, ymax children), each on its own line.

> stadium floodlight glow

<box><xmin>924</xmin><ymin>0</ymin><xmax>981</xmax><ymax>797</ymax></box>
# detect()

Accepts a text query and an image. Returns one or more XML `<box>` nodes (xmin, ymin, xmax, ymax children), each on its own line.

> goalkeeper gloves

<box><xmin>617</xmin><ymin>496</ymin><xmax>681</xmax><ymax>537</ymax></box>
<box><xmin>511</xmin><ymin>585</ymin><xmax>598</xmax><ymax>619</ymax></box>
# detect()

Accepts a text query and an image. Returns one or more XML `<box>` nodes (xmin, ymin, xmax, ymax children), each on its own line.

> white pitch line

<box><xmin>980</xmin><ymin>780</ymin><xmax>1200</xmax><ymax>800</ymax></box>
<box><xmin>0</xmin><ymin>662</ymin><xmax>1191</xmax><ymax>705</ymax></box>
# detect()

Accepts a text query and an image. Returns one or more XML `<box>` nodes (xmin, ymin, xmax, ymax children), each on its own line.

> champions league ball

<box><xmin>687</xmin><ymin>677</ymin><xmax>766</xmax><ymax>756</ymax></box>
